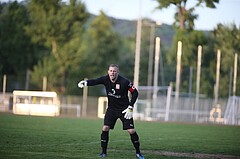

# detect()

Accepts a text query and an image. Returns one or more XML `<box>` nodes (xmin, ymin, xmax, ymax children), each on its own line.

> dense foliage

<box><xmin>0</xmin><ymin>0</ymin><xmax>239</xmax><ymax>97</ymax></box>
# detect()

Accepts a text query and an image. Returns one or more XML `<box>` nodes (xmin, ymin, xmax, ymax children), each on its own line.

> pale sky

<box><xmin>82</xmin><ymin>0</ymin><xmax>240</xmax><ymax>31</ymax></box>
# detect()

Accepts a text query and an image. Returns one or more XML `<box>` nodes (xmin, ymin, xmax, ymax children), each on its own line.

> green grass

<box><xmin>0</xmin><ymin>113</ymin><xmax>240</xmax><ymax>159</ymax></box>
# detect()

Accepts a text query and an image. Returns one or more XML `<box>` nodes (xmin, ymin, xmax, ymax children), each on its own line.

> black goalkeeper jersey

<box><xmin>87</xmin><ymin>75</ymin><xmax>138</xmax><ymax>111</ymax></box>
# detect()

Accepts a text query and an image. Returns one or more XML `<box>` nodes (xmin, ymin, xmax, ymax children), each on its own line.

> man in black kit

<box><xmin>78</xmin><ymin>64</ymin><xmax>144</xmax><ymax>159</ymax></box>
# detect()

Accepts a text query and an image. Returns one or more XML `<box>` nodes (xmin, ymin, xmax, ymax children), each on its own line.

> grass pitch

<box><xmin>0</xmin><ymin>113</ymin><xmax>240</xmax><ymax>159</ymax></box>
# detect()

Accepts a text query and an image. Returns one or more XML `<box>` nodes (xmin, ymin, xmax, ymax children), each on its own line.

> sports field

<box><xmin>0</xmin><ymin>113</ymin><xmax>240</xmax><ymax>159</ymax></box>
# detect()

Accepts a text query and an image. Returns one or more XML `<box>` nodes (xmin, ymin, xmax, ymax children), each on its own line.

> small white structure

<box><xmin>13</xmin><ymin>90</ymin><xmax>60</xmax><ymax>116</ymax></box>
<box><xmin>209</xmin><ymin>104</ymin><xmax>224</xmax><ymax>123</ymax></box>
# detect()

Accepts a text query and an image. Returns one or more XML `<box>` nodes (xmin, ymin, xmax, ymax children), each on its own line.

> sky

<box><xmin>81</xmin><ymin>0</ymin><xmax>240</xmax><ymax>31</ymax></box>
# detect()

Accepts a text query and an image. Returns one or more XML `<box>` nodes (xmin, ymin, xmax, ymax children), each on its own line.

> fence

<box><xmin>134</xmin><ymin>95</ymin><xmax>227</xmax><ymax>123</ymax></box>
<box><xmin>1</xmin><ymin>91</ymin><xmax>237</xmax><ymax>125</ymax></box>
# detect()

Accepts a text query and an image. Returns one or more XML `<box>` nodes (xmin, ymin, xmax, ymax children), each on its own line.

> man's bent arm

<box><xmin>129</xmin><ymin>89</ymin><xmax>138</xmax><ymax>106</ymax></box>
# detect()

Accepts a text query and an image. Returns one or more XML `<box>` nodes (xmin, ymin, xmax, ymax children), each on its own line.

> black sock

<box><xmin>101</xmin><ymin>131</ymin><xmax>109</xmax><ymax>154</ymax></box>
<box><xmin>130</xmin><ymin>132</ymin><xmax>140</xmax><ymax>154</ymax></box>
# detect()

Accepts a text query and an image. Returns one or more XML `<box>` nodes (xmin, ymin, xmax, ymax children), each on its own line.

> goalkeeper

<box><xmin>78</xmin><ymin>64</ymin><xmax>144</xmax><ymax>159</ymax></box>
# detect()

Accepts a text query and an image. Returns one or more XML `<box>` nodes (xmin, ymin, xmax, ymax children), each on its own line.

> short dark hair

<box><xmin>109</xmin><ymin>64</ymin><xmax>119</xmax><ymax>69</ymax></box>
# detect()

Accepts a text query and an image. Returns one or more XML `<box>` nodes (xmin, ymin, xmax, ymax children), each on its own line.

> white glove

<box><xmin>122</xmin><ymin>106</ymin><xmax>133</xmax><ymax>119</ymax></box>
<box><xmin>78</xmin><ymin>80</ymin><xmax>87</xmax><ymax>88</ymax></box>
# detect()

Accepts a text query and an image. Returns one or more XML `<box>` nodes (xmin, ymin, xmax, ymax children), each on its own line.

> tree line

<box><xmin>0</xmin><ymin>0</ymin><xmax>239</xmax><ymax>98</ymax></box>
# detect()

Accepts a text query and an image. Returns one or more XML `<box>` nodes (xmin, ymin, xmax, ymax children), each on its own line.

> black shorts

<box><xmin>104</xmin><ymin>108</ymin><xmax>135</xmax><ymax>130</ymax></box>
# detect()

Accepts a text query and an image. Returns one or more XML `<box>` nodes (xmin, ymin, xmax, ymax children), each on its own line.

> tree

<box><xmin>155</xmin><ymin>0</ymin><xmax>219</xmax><ymax>96</ymax></box>
<box><xmin>82</xmin><ymin>11</ymin><xmax>123</xmax><ymax>77</ymax></box>
<box><xmin>30</xmin><ymin>55</ymin><xmax>61</xmax><ymax>91</ymax></box>
<box><xmin>75</xmin><ymin>11</ymin><xmax>133</xmax><ymax>95</ymax></box>
<box><xmin>155</xmin><ymin>0</ymin><xmax>219</xmax><ymax>30</ymax></box>
<box><xmin>166</xmin><ymin>30</ymin><xmax>209</xmax><ymax>93</ymax></box>
<box><xmin>212</xmin><ymin>24</ymin><xmax>240</xmax><ymax>97</ymax></box>
<box><xmin>25</xmin><ymin>0</ymin><xmax>89</xmax><ymax>94</ymax></box>
<box><xmin>165</xmin><ymin>23</ymin><xmax>240</xmax><ymax>97</ymax></box>
<box><xmin>0</xmin><ymin>1</ymin><xmax>42</xmax><ymax>76</ymax></box>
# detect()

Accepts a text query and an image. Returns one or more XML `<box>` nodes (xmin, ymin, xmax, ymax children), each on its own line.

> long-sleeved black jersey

<box><xmin>87</xmin><ymin>75</ymin><xmax>138</xmax><ymax>111</ymax></box>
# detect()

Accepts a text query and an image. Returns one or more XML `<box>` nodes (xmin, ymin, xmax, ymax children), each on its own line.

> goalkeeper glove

<box><xmin>78</xmin><ymin>80</ymin><xmax>87</xmax><ymax>88</ymax></box>
<box><xmin>122</xmin><ymin>106</ymin><xmax>133</xmax><ymax>119</ymax></box>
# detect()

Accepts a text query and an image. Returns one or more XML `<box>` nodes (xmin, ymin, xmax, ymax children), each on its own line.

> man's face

<box><xmin>108</xmin><ymin>66</ymin><xmax>119</xmax><ymax>81</ymax></box>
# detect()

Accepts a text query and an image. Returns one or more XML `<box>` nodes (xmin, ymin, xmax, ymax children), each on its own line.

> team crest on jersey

<box><xmin>116</xmin><ymin>84</ymin><xmax>120</xmax><ymax>89</ymax></box>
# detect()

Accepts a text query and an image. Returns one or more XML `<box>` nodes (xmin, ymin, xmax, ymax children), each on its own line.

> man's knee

<box><xmin>102</xmin><ymin>125</ymin><xmax>110</xmax><ymax>131</ymax></box>
<box><xmin>127</xmin><ymin>128</ymin><xmax>136</xmax><ymax>134</ymax></box>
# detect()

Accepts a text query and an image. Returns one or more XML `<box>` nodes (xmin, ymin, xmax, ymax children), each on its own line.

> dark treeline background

<box><xmin>0</xmin><ymin>0</ymin><xmax>239</xmax><ymax>98</ymax></box>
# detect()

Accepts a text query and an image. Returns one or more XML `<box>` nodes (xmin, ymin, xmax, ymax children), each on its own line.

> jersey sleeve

<box><xmin>128</xmin><ymin>82</ymin><xmax>139</xmax><ymax>106</ymax></box>
<box><xmin>87</xmin><ymin>76</ymin><xmax>106</xmax><ymax>86</ymax></box>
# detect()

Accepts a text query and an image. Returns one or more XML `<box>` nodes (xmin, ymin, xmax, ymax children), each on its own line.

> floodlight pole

<box><xmin>175</xmin><ymin>41</ymin><xmax>182</xmax><ymax>104</ymax></box>
<box><xmin>146</xmin><ymin>21</ymin><xmax>162</xmax><ymax>100</ymax></box>
<box><xmin>214</xmin><ymin>50</ymin><xmax>221</xmax><ymax>106</ymax></box>
<box><xmin>153</xmin><ymin>37</ymin><xmax>160</xmax><ymax>99</ymax></box>
<box><xmin>233</xmin><ymin>53</ymin><xmax>238</xmax><ymax>96</ymax></box>
<box><xmin>133</xmin><ymin>17</ymin><xmax>142</xmax><ymax>89</ymax></box>
<box><xmin>147</xmin><ymin>23</ymin><xmax>155</xmax><ymax>100</ymax></box>
<box><xmin>195</xmin><ymin>45</ymin><xmax>202</xmax><ymax>122</ymax></box>
<box><xmin>174</xmin><ymin>41</ymin><xmax>182</xmax><ymax>120</ymax></box>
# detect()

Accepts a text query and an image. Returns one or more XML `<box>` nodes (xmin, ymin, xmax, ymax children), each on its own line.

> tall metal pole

<box><xmin>133</xmin><ymin>1</ymin><xmax>142</xmax><ymax>88</ymax></box>
<box><xmin>175</xmin><ymin>41</ymin><xmax>182</xmax><ymax>103</ymax></box>
<box><xmin>147</xmin><ymin>21</ymin><xmax>162</xmax><ymax>99</ymax></box>
<box><xmin>147</xmin><ymin>25</ymin><xmax>155</xmax><ymax>86</ymax></box>
<box><xmin>153</xmin><ymin>37</ymin><xmax>160</xmax><ymax>99</ymax></box>
<box><xmin>174</xmin><ymin>41</ymin><xmax>182</xmax><ymax>120</ymax></box>
<box><xmin>214</xmin><ymin>49</ymin><xmax>221</xmax><ymax>106</ymax></box>
<box><xmin>160</xmin><ymin>47</ymin><xmax>165</xmax><ymax>86</ymax></box>
<box><xmin>195</xmin><ymin>45</ymin><xmax>202</xmax><ymax>122</ymax></box>
<box><xmin>233</xmin><ymin>53</ymin><xmax>238</xmax><ymax>96</ymax></box>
